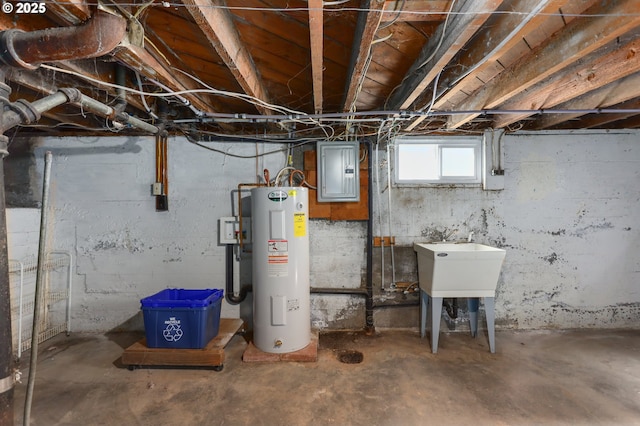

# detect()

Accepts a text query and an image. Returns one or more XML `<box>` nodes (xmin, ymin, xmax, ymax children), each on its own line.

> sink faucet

<box><xmin>442</xmin><ymin>228</ymin><xmax>458</xmax><ymax>242</ymax></box>
<box><xmin>468</xmin><ymin>231</ymin><xmax>475</xmax><ymax>242</ymax></box>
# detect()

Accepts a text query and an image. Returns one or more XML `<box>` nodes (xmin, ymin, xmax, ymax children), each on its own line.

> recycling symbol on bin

<box><xmin>163</xmin><ymin>317</ymin><xmax>183</xmax><ymax>342</ymax></box>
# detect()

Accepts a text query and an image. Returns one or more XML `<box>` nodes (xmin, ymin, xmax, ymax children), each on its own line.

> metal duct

<box><xmin>0</xmin><ymin>9</ymin><xmax>126</xmax><ymax>69</ymax></box>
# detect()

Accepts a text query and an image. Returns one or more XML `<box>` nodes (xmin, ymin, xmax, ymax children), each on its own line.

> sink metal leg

<box><xmin>430</xmin><ymin>297</ymin><xmax>443</xmax><ymax>353</ymax></box>
<box><xmin>467</xmin><ymin>298</ymin><xmax>479</xmax><ymax>337</ymax></box>
<box><xmin>420</xmin><ymin>290</ymin><xmax>428</xmax><ymax>338</ymax></box>
<box><xmin>485</xmin><ymin>297</ymin><xmax>496</xmax><ymax>353</ymax></box>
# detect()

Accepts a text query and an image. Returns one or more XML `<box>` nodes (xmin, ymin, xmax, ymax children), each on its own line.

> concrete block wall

<box><xmin>5</xmin><ymin>130</ymin><xmax>640</xmax><ymax>332</ymax></box>
<box><xmin>6</xmin><ymin>208</ymin><xmax>40</xmax><ymax>261</ymax></box>
<box><xmin>6</xmin><ymin>136</ymin><xmax>287</xmax><ymax>331</ymax></box>
<box><xmin>376</xmin><ymin>130</ymin><xmax>640</xmax><ymax>329</ymax></box>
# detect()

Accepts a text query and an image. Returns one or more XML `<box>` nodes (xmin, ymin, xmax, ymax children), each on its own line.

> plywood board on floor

<box><xmin>121</xmin><ymin>318</ymin><xmax>245</xmax><ymax>369</ymax></box>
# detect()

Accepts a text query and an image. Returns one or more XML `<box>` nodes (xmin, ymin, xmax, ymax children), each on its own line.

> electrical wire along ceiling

<box><xmin>1</xmin><ymin>0</ymin><xmax>640</xmax><ymax>139</ymax></box>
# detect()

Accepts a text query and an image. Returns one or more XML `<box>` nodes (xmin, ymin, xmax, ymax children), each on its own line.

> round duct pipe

<box><xmin>0</xmin><ymin>9</ymin><xmax>126</xmax><ymax>69</ymax></box>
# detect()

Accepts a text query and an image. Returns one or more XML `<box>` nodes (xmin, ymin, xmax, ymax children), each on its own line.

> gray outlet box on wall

<box><xmin>317</xmin><ymin>141</ymin><xmax>360</xmax><ymax>202</ymax></box>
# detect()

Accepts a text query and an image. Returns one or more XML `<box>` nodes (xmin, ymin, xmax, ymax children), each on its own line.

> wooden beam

<box><xmin>447</xmin><ymin>0</ymin><xmax>640</xmax><ymax>129</ymax></box>
<box><xmin>140</xmin><ymin>25</ymin><xmax>231</xmax><ymax>113</ymax></box>
<box><xmin>342</xmin><ymin>0</ymin><xmax>385</xmax><ymax>112</ymax></box>
<box><xmin>36</xmin><ymin>5</ymin><xmax>218</xmax><ymax>116</ymax></box>
<box><xmin>381</xmin><ymin>1</ymin><xmax>449</xmax><ymax>22</ymax></box>
<box><xmin>405</xmin><ymin>0</ymin><xmax>560</xmax><ymax>131</ymax></box>
<box><xmin>308</xmin><ymin>0</ymin><xmax>324</xmax><ymax>114</ymax></box>
<box><xmin>592</xmin><ymin>112</ymin><xmax>640</xmax><ymax>129</ymax></box>
<box><xmin>531</xmin><ymin>72</ymin><xmax>640</xmax><ymax>129</ymax></box>
<box><xmin>182</xmin><ymin>0</ymin><xmax>272</xmax><ymax>115</ymax></box>
<box><xmin>386</xmin><ymin>0</ymin><xmax>503</xmax><ymax>111</ymax></box>
<box><xmin>549</xmin><ymin>98</ymin><xmax>640</xmax><ymax>130</ymax></box>
<box><xmin>492</xmin><ymin>36</ymin><xmax>640</xmax><ymax>128</ymax></box>
<box><xmin>114</xmin><ymin>41</ymin><xmax>213</xmax><ymax>114</ymax></box>
<box><xmin>47</xmin><ymin>0</ymin><xmax>91</xmax><ymax>24</ymax></box>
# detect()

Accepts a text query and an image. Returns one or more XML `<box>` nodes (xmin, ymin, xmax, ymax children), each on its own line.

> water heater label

<box><xmin>288</xmin><ymin>298</ymin><xmax>300</xmax><ymax>312</ymax></box>
<box><xmin>268</xmin><ymin>190</ymin><xmax>288</xmax><ymax>202</ymax></box>
<box><xmin>268</xmin><ymin>240</ymin><xmax>288</xmax><ymax>252</ymax></box>
<box><xmin>294</xmin><ymin>213</ymin><xmax>306</xmax><ymax>237</ymax></box>
<box><xmin>268</xmin><ymin>239</ymin><xmax>289</xmax><ymax>277</ymax></box>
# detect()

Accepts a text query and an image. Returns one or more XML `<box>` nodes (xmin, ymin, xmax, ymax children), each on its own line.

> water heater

<box><xmin>251</xmin><ymin>186</ymin><xmax>310</xmax><ymax>353</ymax></box>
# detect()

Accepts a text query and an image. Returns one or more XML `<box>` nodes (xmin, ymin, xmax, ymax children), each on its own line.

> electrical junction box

<box><xmin>218</xmin><ymin>216</ymin><xmax>251</xmax><ymax>245</ymax></box>
<box><xmin>316</xmin><ymin>141</ymin><xmax>360</xmax><ymax>202</ymax></box>
<box><xmin>151</xmin><ymin>182</ymin><xmax>164</xmax><ymax>196</ymax></box>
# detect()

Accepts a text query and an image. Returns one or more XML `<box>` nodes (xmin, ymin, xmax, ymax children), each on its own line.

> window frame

<box><xmin>393</xmin><ymin>136</ymin><xmax>483</xmax><ymax>186</ymax></box>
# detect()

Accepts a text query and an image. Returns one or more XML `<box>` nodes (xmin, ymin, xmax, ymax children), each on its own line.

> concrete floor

<box><xmin>11</xmin><ymin>327</ymin><xmax>640</xmax><ymax>426</ymax></box>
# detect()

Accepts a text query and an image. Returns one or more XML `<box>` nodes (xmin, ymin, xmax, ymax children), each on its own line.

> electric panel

<box><xmin>317</xmin><ymin>141</ymin><xmax>360</xmax><ymax>202</ymax></box>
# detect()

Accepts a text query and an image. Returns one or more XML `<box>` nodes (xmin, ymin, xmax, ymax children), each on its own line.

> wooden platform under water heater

<box><xmin>122</xmin><ymin>318</ymin><xmax>245</xmax><ymax>371</ymax></box>
<box><xmin>242</xmin><ymin>332</ymin><xmax>318</xmax><ymax>363</ymax></box>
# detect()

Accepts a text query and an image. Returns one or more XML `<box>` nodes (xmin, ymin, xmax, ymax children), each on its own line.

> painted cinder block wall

<box><xmin>5</xmin><ymin>130</ymin><xmax>640</xmax><ymax>332</ymax></box>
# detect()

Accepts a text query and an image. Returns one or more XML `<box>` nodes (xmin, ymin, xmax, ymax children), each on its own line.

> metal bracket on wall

<box><xmin>373</xmin><ymin>236</ymin><xmax>395</xmax><ymax>247</ymax></box>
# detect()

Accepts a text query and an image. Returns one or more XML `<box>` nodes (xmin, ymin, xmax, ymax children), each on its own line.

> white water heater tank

<box><xmin>251</xmin><ymin>186</ymin><xmax>310</xmax><ymax>353</ymax></box>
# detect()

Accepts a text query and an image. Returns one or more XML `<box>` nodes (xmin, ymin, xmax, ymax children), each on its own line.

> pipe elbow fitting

<box><xmin>9</xmin><ymin>99</ymin><xmax>41</xmax><ymax>125</ymax></box>
<box><xmin>57</xmin><ymin>88</ymin><xmax>82</xmax><ymax>104</ymax></box>
<box><xmin>0</xmin><ymin>9</ymin><xmax>127</xmax><ymax>69</ymax></box>
<box><xmin>0</xmin><ymin>30</ymin><xmax>38</xmax><ymax>69</ymax></box>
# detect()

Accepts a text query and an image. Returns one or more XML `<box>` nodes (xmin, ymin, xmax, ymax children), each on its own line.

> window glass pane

<box><xmin>441</xmin><ymin>147</ymin><xmax>475</xmax><ymax>177</ymax></box>
<box><xmin>394</xmin><ymin>137</ymin><xmax>482</xmax><ymax>185</ymax></box>
<box><xmin>397</xmin><ymin>144</ymin><xmax>438</xmax><ymax>180</ymax></box>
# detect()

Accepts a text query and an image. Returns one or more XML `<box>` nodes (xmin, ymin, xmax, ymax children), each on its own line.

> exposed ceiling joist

<box><xmin>308</xmin><ymin>0</ymin><xmax>324</xmax><ymax>114</ymax></box>
<box><xmin>381</xmin><ymin>1</ymin><xmax>449</xmax><ymax>22</ymax></box>
<box><xmin>3</xmin><ymin>0</ymin><xmax>639</xmax><ymax>136</ymax></box>
<box><xmin>182</xmin><ymin>0</ymin><xmax>272</xmax><ymax>115</ymax></box>
<box><xmin>54</xmin><ymin>61</ymin><xmax>148</xmax><ymax>112</ymax></box>
<box><xmin>405</xmin><ymin>0</ymin><xmax>559</xmax><ymax>131</ymax></box>
<box><xmin>114</xmin><ymin>41</ymin><xmax>214</xmax><ymax>114</ymax></box>
<box><xmin>34</xmin><ymin>4</ymin><xmax>217</xmax><ymax>116</ymax></box>
<box><xmin>596</xmin><ymin>113</ymin><xmax>640</xmax><ymax>128</ymax></box>
<box><xmin>342</xmin><ymin>0</ymin><xmax>385</xmax><ymax>113</ymax></box>
<box><xmin>47</xmin><ymin>0</ymin><xmax>91</xmax><ymax>24</ymax></box>
<box><xmin>532</xmin><ymin>72</ymin><xmax>640</xmax><ymax>129</ymax></box>
<box><xmin>447</xmin><ymin>0</ymin><xmax>640</xmax><ymax>129</ymax></box>
<box><xmin>551</xmin><ymin>98</ymin><xmax>640</xmax><ymax>130</ymax></box>
<box><xmin>386</xmin><ymin>0</ymin><xmax>503</xmax><ymax>111</ymax></box>
<box><xmin>493</xmin><ymin>36</ymin><xmax>640</xmax><ymax>128</ymax></box>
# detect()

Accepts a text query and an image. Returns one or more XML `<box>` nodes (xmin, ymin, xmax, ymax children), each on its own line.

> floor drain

<box><xmin>337</xmin><ymin>350</ymin><xmax>363</xmax><ymax>364</ymax></box>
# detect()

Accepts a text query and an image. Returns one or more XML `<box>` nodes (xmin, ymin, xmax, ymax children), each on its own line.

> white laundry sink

<box><xmin>413</xmin><ymin>243</ymin><xmax>506</xmax><ymax>297</ymax></box>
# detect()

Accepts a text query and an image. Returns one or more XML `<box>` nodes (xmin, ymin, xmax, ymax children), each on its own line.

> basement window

<box><xmin>394</xmin><ymin>136</ymin><xmax>482</xmax><ymax>186</ymax></box>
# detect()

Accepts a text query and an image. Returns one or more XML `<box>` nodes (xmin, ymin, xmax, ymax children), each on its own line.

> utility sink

<box><xmin>413</xmin><ymin>243</ymin><xmax>506</xmax><ymax>297</ymax></box>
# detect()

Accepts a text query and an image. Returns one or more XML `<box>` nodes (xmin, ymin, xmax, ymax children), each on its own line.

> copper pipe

<box><xmin>162</xmin><ymin>135</ymin><xmax>168</xmax><ymax>194</ymax></box>
<box><xmin>289</xmin><ymin>169</ymin><xmax>305</xmax><ymax>186</ymax></box>
<box><xmin>263</xmin><ymin>169</ymin><xmax>270</xmax><ymax>186</ymax></box>
<box><xmin>155</xmin><ymin>136</ymin><xmax>161</xmax><ymax>185</ymax></box>
<box><xmin>0</xmin><ymin>9</ymin><xmax>126</xmax><ymax>69</ymax></box>
<box><xmin>155</xmin><ymin>133</ymin><xmax>168</xmax><ymax>210</ymax></box>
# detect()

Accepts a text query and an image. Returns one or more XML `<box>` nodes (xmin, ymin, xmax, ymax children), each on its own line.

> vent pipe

<box><xmin>0</xmin><ymin>9</ymin><xmax>126</xmax><ymax>69</ymax></box>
